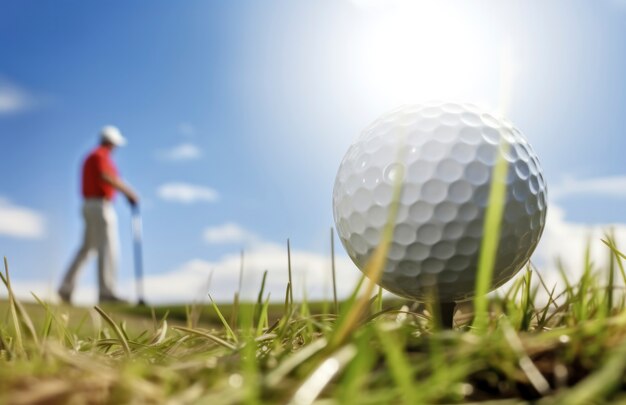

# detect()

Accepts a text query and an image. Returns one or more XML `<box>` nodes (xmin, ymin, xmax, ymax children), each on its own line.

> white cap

<box><xmin>100</xmin><ymin>125</ymin><xmax>127</xmax><ymax>147</ymax></box>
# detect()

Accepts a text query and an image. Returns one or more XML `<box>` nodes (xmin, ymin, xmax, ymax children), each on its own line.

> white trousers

<box><xmin>60</xmin><ymin>199</ymin><xmax>119</xmax><ymax>300</ymax></box>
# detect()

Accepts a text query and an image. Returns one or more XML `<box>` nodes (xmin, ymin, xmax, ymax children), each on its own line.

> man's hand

<box><xmin>125</xmin><ymin>191</ymin><xmax>140</xmax><ymax>206</ymax></box>
<box><xmin>102</xmin><ymin>172</ymin><xmax>139</xmax><ymax>206</ymax></box>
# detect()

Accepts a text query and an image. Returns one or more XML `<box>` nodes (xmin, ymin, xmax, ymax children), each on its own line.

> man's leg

<box><xmin>59</xmin><ymin>203</ymin><xmax>94</xmax><ymax>302</ymax></box>
<box><xmin>97</xmin><ymin>201</ymin><xmax>120</xmax><ymax>301</ymax></box>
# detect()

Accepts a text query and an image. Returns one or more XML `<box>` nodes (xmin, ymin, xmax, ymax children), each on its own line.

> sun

<box><xmin>352</xmin><ymin>0</ymin><xmax>505</xmax><ymax>111</ymax></box>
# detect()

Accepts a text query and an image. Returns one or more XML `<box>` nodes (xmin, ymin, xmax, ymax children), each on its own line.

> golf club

<box><xmin>131</xmin><ymin>204</ymin><xmax>146</xmax><ymax>306</ymax></box>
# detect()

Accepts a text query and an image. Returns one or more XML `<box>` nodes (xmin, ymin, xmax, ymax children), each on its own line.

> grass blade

<box><xmin>1</xmin><ymin>257</ymin><xmax>24</xmax><ymax>355</ymax></box>
<box><xmin>602</xmin><ymin>237</ymin><xmax>626</xmax><ymax>286</ymax></box>
<box><xmin>93</xmin><ymin>306</ymin><xmax>131</xmax><ymax>357</ymax></box>
<box><xmin>240</xmin><ymin>301</ymin><xmax>260</xmax><ymax>405</ymax></box>
<box><xmin>338</xmin><ymin>326</ymin><xmax>376</xmax><ymax>404</ymax></box>
<box><xmin>331</xmin><ymin>227</ymin><xmax>339</xmax><ymax>314</ymax></box>
<box><xmin>472</xmin><ymin>141</ymin><xmax>510</xmax><ymax>332</ymax></box>
<box><xmin>287</xmin><ymin>239</ymin><xmax>294</xmax><ymax>311</ymax></box>
<box><xmin>375</xmin><ymin>325</ymin><xmax>419</xmax><ymax>404</ymax></box>
<box><xmin>208</xmin><ymin>294</ymin><xmax>238</xmax><ymax>343</ymax></box>
<box><xmin>265</xmin><ymin>338</ymin><xmax>328</xmax><ymax>388</ymax></box>
<box><xmin>255</xmin><ymin>270</ymin><xmax>268</xmax><ymax>316</ymax></box>
<box><xmin>288</xmin><ymin>344</ymin><xmax>357</xmax><ymax>405</ymax></box>
<box><xmin>31</xmin><ymin>293</ymin><xmax>76</xmax><ymax>347</ymax></box>
<box><xmin>256</xmin><ymin>294</ymin><xmax>271</xmax><ymax>336</ymax></box>
<box><xmin>172</xmin><ymin>326</ymin><xmax>236</xmax><ymax>350</ymax></box>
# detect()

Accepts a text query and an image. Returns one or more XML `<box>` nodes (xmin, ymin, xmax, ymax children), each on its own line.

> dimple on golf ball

<box><xmin>332</xmin><ymin>103</ymin><xmax>547</xmax><ymax>302</ymax></box>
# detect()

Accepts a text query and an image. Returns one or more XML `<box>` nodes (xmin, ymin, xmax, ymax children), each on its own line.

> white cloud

<box><xmin>551</xmin><ymin>175</ymin><xmax>626</xmax><ymax>200</ymax></box>
<box><xmin>530</xmin><ymin>204</ymin><xmax>626</xmax><ymax>290</ymax></box>
<box><xmin>204</xmin><ymin>223</ymin><xmax>259</xmax><ymax>244</ymax></box>
<box><xmin>0</xmin><ymin>77</ymin><xmax>33</xmax><ymax>114</ymax></box>
<box><xmin>157</xmin><ymin>143</ymin><xmax>202</xmax><ymax>161</ymax></box>
<box><xmin>2</xmin><ymin>280</ymin><xmax>113</xmax><ymax>311</ymax></box>
<box><xmin>3</xmin><ymin>240</ymin><xmax>360</xmax><ymax>304</ymax></box>
<box><xmin>139</xmin><ymin>241</ymin><xmax>360</xmax><ymax>303</ymax></box>
<box><xmin>0</xmin><ymin>279</ymin><xmax>57</xmax><ymax>301</ymax></box>
<box><xmin>526</xmin><ymin>174</ymin><xmax>626</xmax><ymax>296</ymax></box>
<box><xmin>157</xmin><ymin>183</ymin><xmax>219</xmax><ymax>204</ymax></box>
<box><xmin>130</xmin><ymin>222</ymin><xmax>359</xmax><ymax>303</ymax></box>
<box><xmin>0</xmin><ymin>197</ymin><xmax>45</xmax><ymax>239</ymax></box>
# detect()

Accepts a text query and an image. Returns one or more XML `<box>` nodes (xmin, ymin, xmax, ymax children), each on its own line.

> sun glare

<box><xmin>354</xmin><ymin>1</ymin><xmax>498</xmax><ymax>107</ymax></box>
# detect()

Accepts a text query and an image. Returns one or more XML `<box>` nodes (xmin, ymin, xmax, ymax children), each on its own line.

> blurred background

<box><xmin>1</xmin><ymin>0</ymin><xmax>625</xmax><ymax>304</ymax></box>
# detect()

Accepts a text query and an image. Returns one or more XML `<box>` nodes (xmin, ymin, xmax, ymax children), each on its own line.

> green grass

<box><xmin>2</xmin><ymin>240</ymin><xmax>626</xmax><ymax>404</ymax></box>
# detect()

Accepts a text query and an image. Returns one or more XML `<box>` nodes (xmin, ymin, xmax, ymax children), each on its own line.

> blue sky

<box><xmin>1</xmin><ymin>0</ymin><xmax>626</xmax><ymax>303</ymax></box>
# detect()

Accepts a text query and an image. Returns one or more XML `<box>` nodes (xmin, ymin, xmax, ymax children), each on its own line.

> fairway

<box><xmin>3</xmin><ymin>240</ymin><xmax>626</xmax><ymax>404</ymax></box>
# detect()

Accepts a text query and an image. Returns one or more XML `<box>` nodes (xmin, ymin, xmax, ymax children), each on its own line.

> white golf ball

<box><xmin>332</xmin><ymin>103</ymin><xmax>547</xmax><ymax>302</ymax></box>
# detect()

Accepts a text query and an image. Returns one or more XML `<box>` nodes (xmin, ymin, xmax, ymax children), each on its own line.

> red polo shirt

<box><xmin>82</xmin><ymin>146</ymin><xmax>118</xmax><ymax>200</ymax></box>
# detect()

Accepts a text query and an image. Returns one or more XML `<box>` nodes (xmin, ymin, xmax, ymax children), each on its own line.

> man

<box><xmin>59</xmin><ymin>126</ymin><xmax>139</xmax><ymax>304</ymax></box>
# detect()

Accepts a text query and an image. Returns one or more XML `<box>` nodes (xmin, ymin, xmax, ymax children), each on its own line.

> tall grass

<box><xmin>2</xmin><ymin>233</ymin><xmax>626</xmax><ymax>403</ymax></box>
<box><xmin>472</xmin><ymin>141</ymin><xmax>510</xmax><ymax>332</ymax></box>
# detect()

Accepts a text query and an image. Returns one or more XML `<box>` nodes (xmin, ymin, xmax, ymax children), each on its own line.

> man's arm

<box><xmin>102</xmin><ymin>172</ymin><xmax>139</xmax><ymax>206</ymax></box>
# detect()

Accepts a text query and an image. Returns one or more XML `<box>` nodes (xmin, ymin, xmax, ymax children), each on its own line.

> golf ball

<box><xmin>332</xmin><ymin>103</ymin><xmax>547</xmax><ymax>302</ymax></box>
